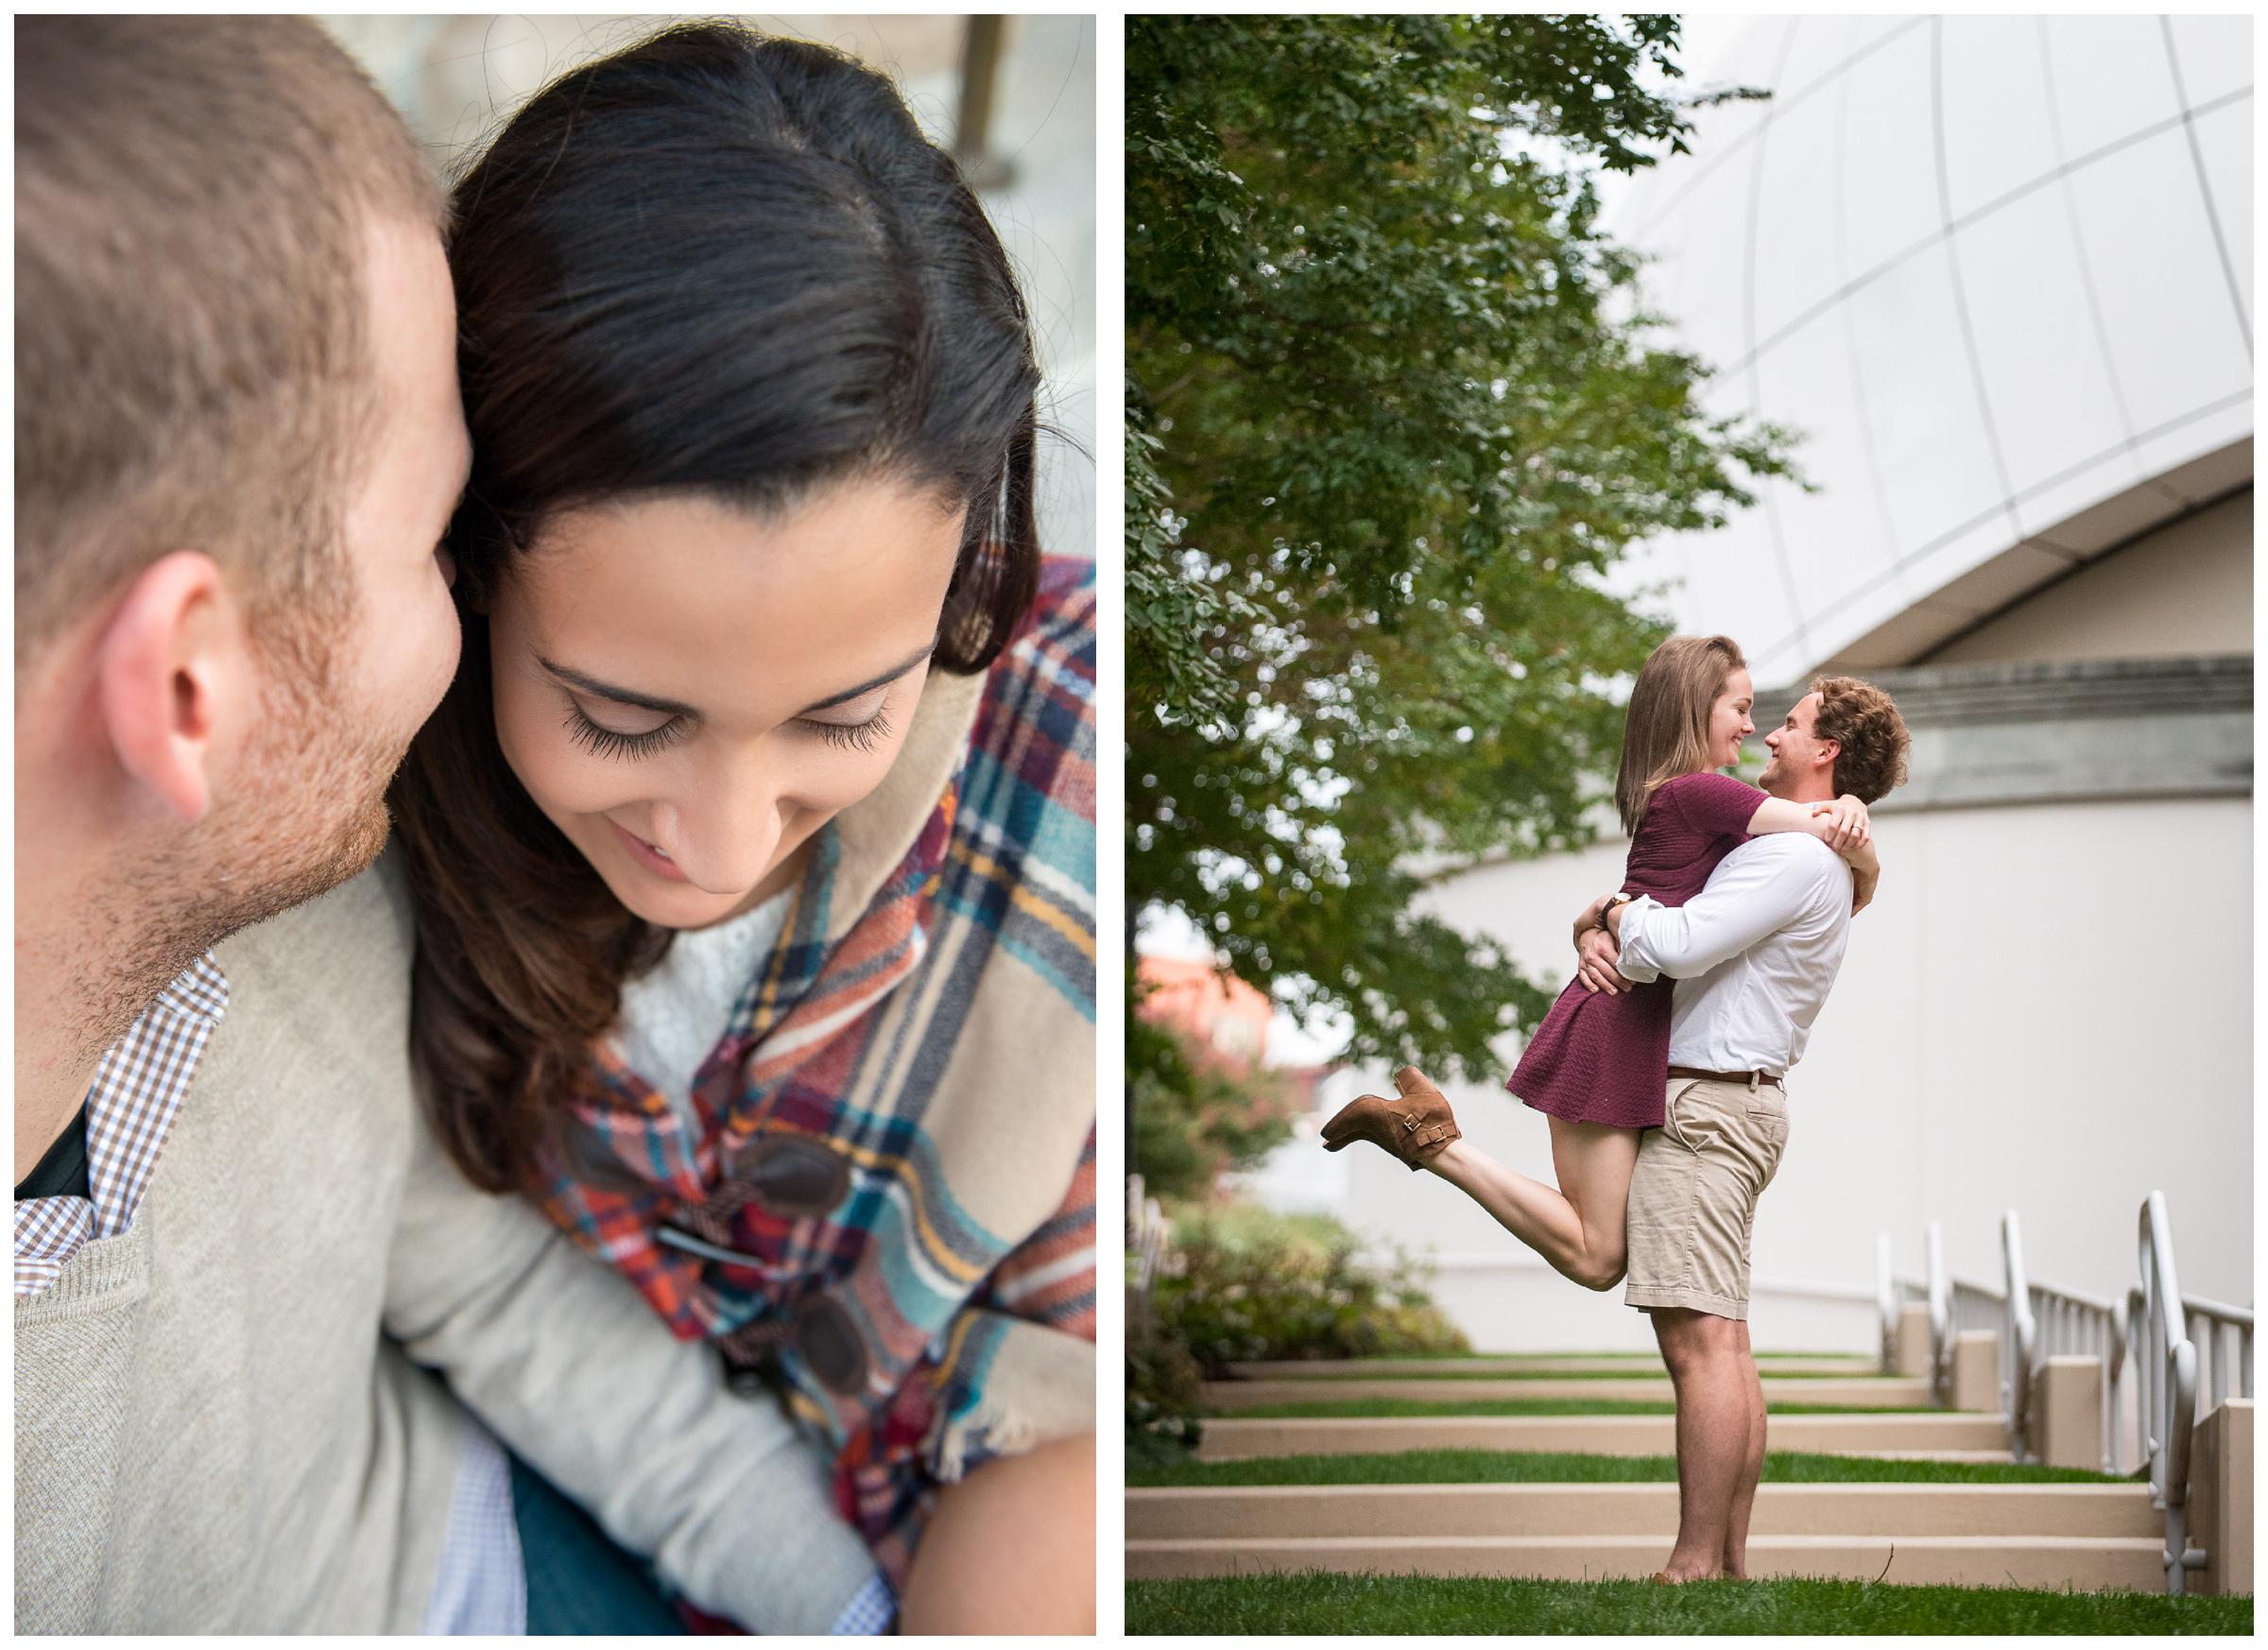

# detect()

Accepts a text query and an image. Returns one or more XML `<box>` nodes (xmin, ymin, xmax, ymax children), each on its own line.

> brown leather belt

<box><xmin>1668</xmin><ymin>1065</ymin><xmax>1783</xmax><ymax>1089</ymax></box>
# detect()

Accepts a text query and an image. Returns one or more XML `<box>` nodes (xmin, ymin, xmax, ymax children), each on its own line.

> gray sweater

<box><xmin>13</xmin><ymin>853</ymin><xmax>879</xmax><ymax>1633</ymax></box>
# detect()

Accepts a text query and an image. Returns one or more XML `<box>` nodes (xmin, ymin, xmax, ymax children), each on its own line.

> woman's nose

<box><xmin>655</xmin><ymin>782</ymin><xmax>783</xmax><ymax>896</ymax></box>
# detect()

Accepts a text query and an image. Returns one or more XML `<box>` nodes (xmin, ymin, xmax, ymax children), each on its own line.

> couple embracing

<box><xmin>17</xmin><ymin>17</ymin><xmax>1094</xmax><ymax>1634</ymax></box>
<box><xmin>1325</xmin><ymin>635</ymin><xmax>1910</xmax><ymax>1582</ymax></box>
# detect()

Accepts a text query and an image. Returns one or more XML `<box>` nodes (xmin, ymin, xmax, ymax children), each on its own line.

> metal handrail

<box><xmin>2003</xmin><ymin>1211</ymin><xmax>2036</xmax><ymax>1458</ymax></box>
<box><xmin>1876</xmin><ymin>1232</ymin><xmax>1899</xmax><ymax>1374</ymax></box>
<box><xmin>1127</xmin><ymin>1174</ymin><xmax>1171</xmax><ymax>1295</ymax></box>
<box><xmin>2184</xmin><ymin>1294</ymin><xmax>2254</xmax><ymax>1418</ymax></box>
<box><xmin>2003</xmin><ymin>1209</ymin><xmax>2126</xmax><ymax>1470</ymax></box>
<box><xmin>1925</xmin><ymin>1223</ymin><xmax>1950</xmax><ymax>1404</ymax></box>
<box><xmin>1899</xmin><ymin>1200</ymin><xmax>2247</xmax><ymax>1568</ymax></box>
<box><xmin>2135</xmin><ymin>1191</ymin><xmax>2204</xmax><ymax>1594</ymax></box>
<box><xmin>2034</xmin><ymin>1277</ymin><xmax>2125</xmax><ymax>1473</ymax></box>
<box><xmin>1947</xmin><ymin>1271</ymin><xmax>2005</xmax><ymax>1416</ymax></box>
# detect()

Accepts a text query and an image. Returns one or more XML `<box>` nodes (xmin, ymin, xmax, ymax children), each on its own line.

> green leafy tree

<box><xmin>1127</xmin><ymin>15</ymin><xmax>1794</xmax><ymax>1083</ymax></box>
<box><xmin>1127</xmin><ymin>1013</ymin><xmax>1296</xmax><ymax>1203</ymax></box>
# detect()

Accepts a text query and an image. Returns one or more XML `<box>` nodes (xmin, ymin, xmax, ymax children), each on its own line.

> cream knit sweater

<box><xmin>13</xmin><ymin>853</ymin><xmax>879</xmax><ymax>1633</ymax></box>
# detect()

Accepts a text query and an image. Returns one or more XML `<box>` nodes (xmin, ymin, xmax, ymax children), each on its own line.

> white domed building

<box><xmin>1275</xmin><ymin>14</ymin><xmax>2252</xmax><ymax>1350</ymax></box>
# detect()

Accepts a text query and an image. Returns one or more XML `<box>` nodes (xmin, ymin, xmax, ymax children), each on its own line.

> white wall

<box><xmin>1297</xmin><ymin>794</ymin><xmax>2252</xmax><ymax>1351</ymax></box>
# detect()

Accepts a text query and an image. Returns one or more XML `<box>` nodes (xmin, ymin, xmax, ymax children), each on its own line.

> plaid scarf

<box><xmin>533</xmin><ymin>559</ymin><xmax>1097</xmax><ymax>1583</ymax></box>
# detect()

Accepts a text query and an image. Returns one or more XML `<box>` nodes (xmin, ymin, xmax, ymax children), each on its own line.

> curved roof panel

<box><xmin>1598</xmin><ymin>14</ymin><xmax>2253</xmax><ymax>677</ymax></box>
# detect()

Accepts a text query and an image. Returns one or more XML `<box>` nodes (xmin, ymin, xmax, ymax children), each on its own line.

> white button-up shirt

<box><xmin>1614</xmin><ymin>833</ymin><xmax>1854</xmax><ymax>1077</ymax></box>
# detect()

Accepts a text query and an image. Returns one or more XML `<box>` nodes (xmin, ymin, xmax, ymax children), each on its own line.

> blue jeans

<box><xmin>509</xmin><ymin>1453</ymin><xmax>686</xmax><ymax>1634</ymax></box>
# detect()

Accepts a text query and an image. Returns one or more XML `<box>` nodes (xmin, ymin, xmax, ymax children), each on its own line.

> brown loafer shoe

<box><xmin>1319</xmin><ymin>1064</ymin><xmax>1462</xmax><ymax>1170</ymax></box>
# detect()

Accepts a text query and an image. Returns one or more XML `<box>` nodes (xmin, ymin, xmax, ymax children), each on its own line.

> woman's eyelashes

<box><xmin>560</xmin><ymin>694</ymin><xmax>896</xmax><ymax>761</ymax></box>
<box><xmin>563</xmin><ymin>701</ymin><xmax>687</xmax><ymax>761</ymax></box>
<box><xmin>808</xmin><ymin>706</ymin><xmax>893</xmax><ymax>754</ymax></box>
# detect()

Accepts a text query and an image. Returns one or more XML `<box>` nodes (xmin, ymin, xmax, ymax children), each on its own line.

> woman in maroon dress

<box><xmin>1322</xmin><ymin>635</ymin><xmax>1881</xmax><ymax>1290</ymax></box>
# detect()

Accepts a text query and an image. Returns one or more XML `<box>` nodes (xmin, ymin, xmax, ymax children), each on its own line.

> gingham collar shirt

<box><xmin>13</xmin><ymin>954</ymin><xmax>230</xmax><ymax>1299</ymax></box>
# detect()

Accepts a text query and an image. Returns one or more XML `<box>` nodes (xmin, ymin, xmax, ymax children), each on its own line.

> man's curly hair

<box><xmin>1810</xmin><ymin>676</ymin><xmax>1911</xmax><ymax>803</ymax></box>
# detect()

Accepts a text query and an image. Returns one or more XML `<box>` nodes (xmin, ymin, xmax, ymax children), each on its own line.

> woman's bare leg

<box><xmin>897</xmin><ymin>1432</ymin><xmax>1094</xmax><ymax>1633</ymax></box>
<box><xmin>1423</xmin><ymin>1117</ymin><xmax>1641</xmax><ymax>1291</ymax></box>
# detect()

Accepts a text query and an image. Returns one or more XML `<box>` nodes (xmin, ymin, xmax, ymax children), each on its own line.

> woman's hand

<box><xmin>1810</xmin><ymin>793</ymin><xmax>1870</xmax><ymax>853</ymax></box>
<box><xmin>1574</xmin><ymin>926</ymin><xmax>1633</xmax><ymax>996</ymax></box>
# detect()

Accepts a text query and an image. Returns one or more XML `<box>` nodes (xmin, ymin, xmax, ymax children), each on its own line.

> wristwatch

<box><xmin>1601</xmin><ymin>891</ymin><xmax>1634</xmax><ymax>929</ymax></box>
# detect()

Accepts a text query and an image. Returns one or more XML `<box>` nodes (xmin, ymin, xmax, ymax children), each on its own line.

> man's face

<box><xmin>1758</xmin><ymin>691</ymin><xmax>1834</xmax><ymax>799</ymax></box>
<box><xmin>195</xmin><ymin>212</ymin><xmax>468</xmax><ymax>924</ymax></box>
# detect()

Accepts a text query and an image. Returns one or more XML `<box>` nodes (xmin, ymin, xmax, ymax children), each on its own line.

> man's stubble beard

<box><xmin>77</xmin><ymin>594</ymin><xmax>411</xmax><ymax>1059</ymax></box>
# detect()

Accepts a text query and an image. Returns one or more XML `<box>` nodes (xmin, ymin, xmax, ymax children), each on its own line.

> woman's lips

<box><xmin>610</xmin><ymin>817</ymin><xmax>689</xmax><ymax>882</ymax></box>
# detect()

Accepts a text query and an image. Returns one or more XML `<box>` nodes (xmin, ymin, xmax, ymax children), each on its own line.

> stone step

<box><xmin>1198</xmin><ymin>1412</ymin><xmax>2010</xmax><ymax>1461</ymax></box>
<box><xmin>1127</xmin><ymin>1482</ymin><xmax>2157</xmax><ymax>1541</ymax></box>
<box><xmin>1125</xmin><ymin>1534</ymin><xmax>2165</xmax><ymax>1591</ymax></box>
<box><xmin>1229</xmin><ymin>1356</ymin><xmax>1879</xmax><ymax>1379</ymax></box>
<box><xmin>1205</xmin><ymin>1376</ymin><xmax>1935</xmax><ymax>1411</ymax></box>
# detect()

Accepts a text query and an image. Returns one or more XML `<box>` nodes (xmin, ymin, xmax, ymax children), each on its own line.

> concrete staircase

<box><xmin>1127</xmin><ymin>1482</ymin><xmax>2162</xmax><ymax>1589</ymax></box>
<box><xmin>1195</xmin><ymin>1411</ymin><xmax>2011</xmax><ymax>1459</ymax></box>
<box><xmin>1130</xmin><ymin>1352</ymin><xmax>2169</xmax><ymax>1592</ymax></box>
<box><xmin>1228</xmin><ymin>1355</ymin><xmax>1880</xmax><ymax>1377</ymax></box>
<box><xmin>1204</xmin><ymin>1375</ymin><xmax>1935</xmax><ymax>1409</ymax></box>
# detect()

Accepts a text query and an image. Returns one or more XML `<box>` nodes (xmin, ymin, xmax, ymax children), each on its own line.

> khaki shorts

<box><xmin>1624</xmin><ymin>1076</ymin><xmax>1790</xmax><ymax>1321</ymax></box>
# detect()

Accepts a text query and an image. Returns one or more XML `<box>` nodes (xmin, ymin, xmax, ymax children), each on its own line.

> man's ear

<box><xmin>95</xmin><ymin>551</ymin><xmax>249</xmax><ymax>824</ymax></box>
<box><xmin>1814</xmin><ymin>738</ymin><xmax>1842</xmax><ymax>778</ymax></box>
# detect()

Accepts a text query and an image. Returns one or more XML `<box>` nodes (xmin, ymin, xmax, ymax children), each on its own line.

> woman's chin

<box><xmin>591</xmin><ymin>857</ymin><xmax>741</xmax><ymax>929</ymax></box>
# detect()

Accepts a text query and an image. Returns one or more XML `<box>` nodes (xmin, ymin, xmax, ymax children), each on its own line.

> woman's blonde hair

<box><xmin>1613</xmin><ymin>634</ymin><xmax>1747</xmax><ymax>835</ymax></box>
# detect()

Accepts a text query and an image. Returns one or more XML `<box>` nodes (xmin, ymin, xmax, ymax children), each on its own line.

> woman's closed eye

<box><xmin>563</xmin><ymin>697</ymin><xmax>687</xmax><ymax>761</ymax></box>
<box><xmin>803</xmin><ymin>703</ymin><xmax>893</xmax><ymax>754</ymax></box>
<box><xmin>560</xmin><ymin>689</ymin><xmax>895</xmax><ymax>760</ymax></box>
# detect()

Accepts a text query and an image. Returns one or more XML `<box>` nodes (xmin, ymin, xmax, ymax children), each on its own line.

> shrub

<box><xmin>1127</xmin><ymin>1014</ymin><xmax>1295</xmax><ymax>1203</ymax></box>
<box><xmin>1126</xmin><ymin>1273</ymin><xmax>1207</xmax><ymax>1463</ymax></box>
<box><xmin>1149</xmin><ymin>1202</ymin><xmax>1468</xmax><ymax>1377</ymax></box>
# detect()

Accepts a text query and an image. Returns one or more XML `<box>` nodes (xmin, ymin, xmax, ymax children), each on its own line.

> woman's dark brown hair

<box><xmin>1611</xmin><ymin>634</ymin><xmax>1747</xmax><ymax>835</ymax></box>
<box><xmin>390</xmin><ymin>23</ymin><xmax>1042</xmax><ymax>1193</ymax></box>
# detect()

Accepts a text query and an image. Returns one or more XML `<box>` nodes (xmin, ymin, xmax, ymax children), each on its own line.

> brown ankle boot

<box><xmin>1319</xmin><ymin>1065</ymin><xmax>1462</xmax><ymax>1170</ymax></box>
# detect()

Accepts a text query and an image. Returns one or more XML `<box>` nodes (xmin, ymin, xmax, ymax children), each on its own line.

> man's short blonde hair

<box><xmin>15</xmin><ymin>16</ymin><xmax>445</xmax><ymax>672</ymax></box>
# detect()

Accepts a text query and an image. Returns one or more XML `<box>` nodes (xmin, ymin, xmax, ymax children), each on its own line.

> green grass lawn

<box><xmin>1125</xmin><ymin>1573</ymin><xmax>2253</xmax><ymax>1635</ymax></box>
<box><xmin>1222</xmin><ymin>1366</ymin><xmax>1895</xmax><ymax>1382</ymax></box>
<box><xmin>1251</xmin><ymin>1349</ymin><xmax>1862</xmax><ymax>1363</ymax></box>
<box><xmin>1129</xmin><ymin>1449</ymin><xmax>2128</xmax><ymax>1488</ymax></box>
<box><xmin>1222</xmin><ymin>1397</ymin><xmax>1924</xmax><ymax>1419</ymax></box>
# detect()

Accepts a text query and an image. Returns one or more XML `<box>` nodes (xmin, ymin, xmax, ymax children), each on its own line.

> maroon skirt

<box><xmin>1505</xmin><ymin>972</ymin><xmax>1674</xmax><ymax>1130</ymax></box>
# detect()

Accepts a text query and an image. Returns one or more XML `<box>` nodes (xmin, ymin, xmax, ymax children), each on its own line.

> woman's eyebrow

<box><xmin>800</xmin><ymin>643</ymin><xmax>937</xmax><ymax>713</ymax></box>
<box><xmin>539</xmin><ymin>658</ymin><xmax>700</xmax><ymax>718</ymax></box>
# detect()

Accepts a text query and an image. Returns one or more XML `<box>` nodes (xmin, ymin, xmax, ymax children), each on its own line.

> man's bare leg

<box><xmin>1649</xmin><ymin>1307</ymin><xmax>1747</xmax><ymax>1581</ymax></box>
<box><xmin>1423</xmin><ymin>1118</ymin><xmax>1641</xmax><ymax>1292</ymax></box>
<box><xmin>1721</xmin><ymin>1318</ymin><xmax>1766</xmax><ymax>1578</ymax></box>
